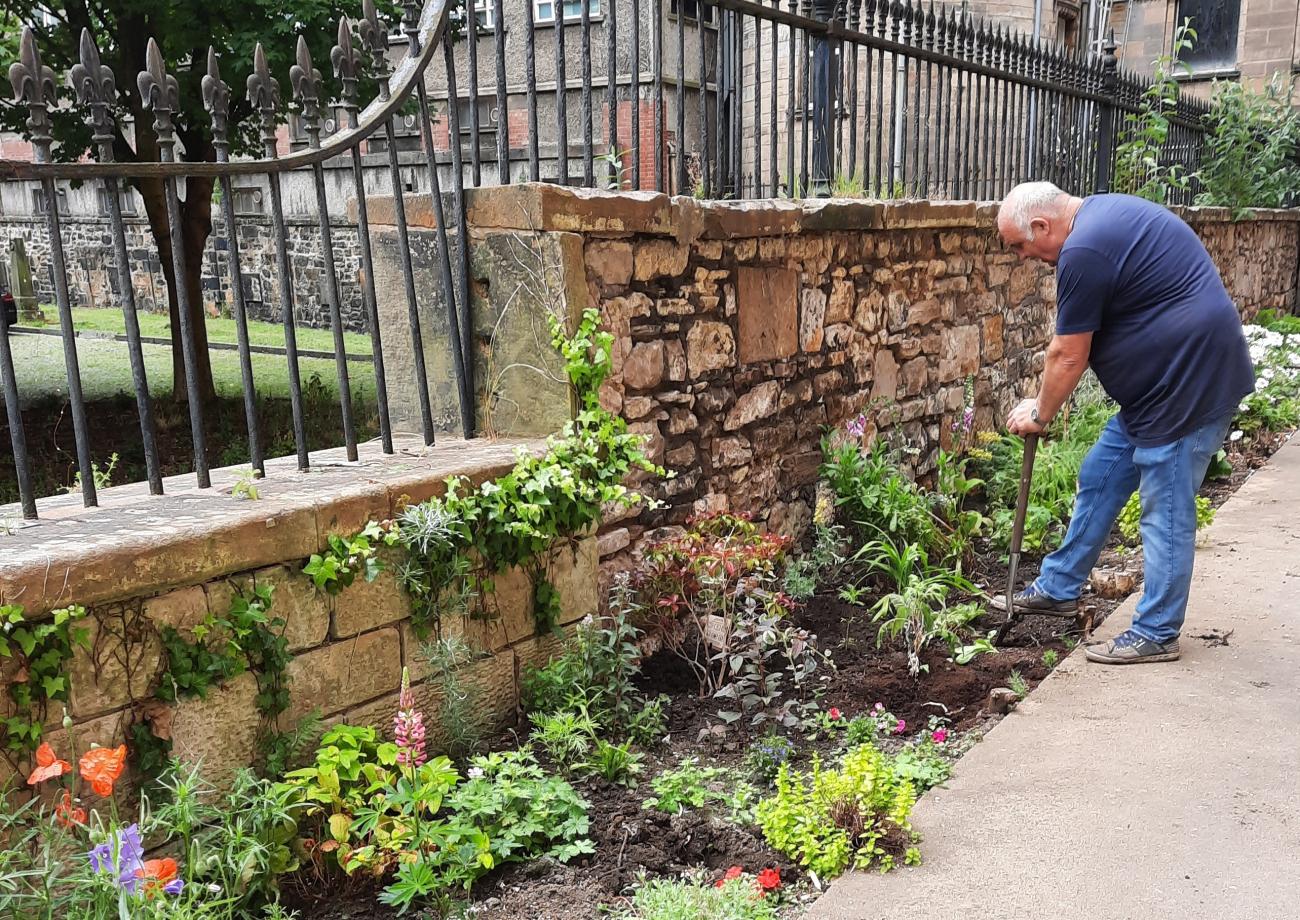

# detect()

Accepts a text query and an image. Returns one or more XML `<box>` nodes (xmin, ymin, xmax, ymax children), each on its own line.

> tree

<box><xmin>0</xmin><ymin>0</ymin><xmax>390</xmax><ymax>402</ymax></box>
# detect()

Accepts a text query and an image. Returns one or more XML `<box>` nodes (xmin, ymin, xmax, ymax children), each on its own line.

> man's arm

<box><xmin>1007</xmin><ymin>332</ymin><xmax>1093</xmax><ymax>434</ymax></box>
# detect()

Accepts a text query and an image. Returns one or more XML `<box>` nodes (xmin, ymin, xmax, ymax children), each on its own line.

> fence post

<box><xmin>810</xmin><ymin>0</ymin><xmax>838</xmax><ymax>195</ymax></box>
<box><xmin>1093</xmin><ymin>30</ymin><xmax>1118</xmax><ymax>194</ymax></box>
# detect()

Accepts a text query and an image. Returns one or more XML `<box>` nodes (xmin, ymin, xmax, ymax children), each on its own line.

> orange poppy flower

<box><xmin>53</xmin><ymin>791</ymin><xmax>87</xmax><ymax>829</ymax></box>
<box><xmin>78</xmin><ymin>744</ymin><xmax>127</xmax><ymax>797</ymax></box>
<box><xmin>134</xmin><ymin>858</ymin><xmax>181</xmax><ymax>898</ymax></box>
<box><xmin>26</xmin><ymin>742</ymin><xmax>71</xmax><ymax>786</ymax></box>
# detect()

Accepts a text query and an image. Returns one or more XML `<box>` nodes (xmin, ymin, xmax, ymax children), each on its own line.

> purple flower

<box><xmin>87</xmin><ymin>823</ymin><xmax>145</xmax><ymax>887</ymax></box>
<box><xmin>164</xmin><ymin>879</ymin><xmax>184</xmax><ymax>896</ymax></box>
<box><xmin>846</xmin><ymin>414</ymin><xmax>867</xmax><ymax>438</ymax></box>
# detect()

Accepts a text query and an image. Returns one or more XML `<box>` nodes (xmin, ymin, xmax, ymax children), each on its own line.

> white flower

<box><xmin>1230</xmin><ymin>430</ymin><xmax>1244</xmax><ymax>442</ymax></box>
<box><xmin>467</xmin><ymin>766</ymin><xmax>485</xmax><ymax>780</ymax></box>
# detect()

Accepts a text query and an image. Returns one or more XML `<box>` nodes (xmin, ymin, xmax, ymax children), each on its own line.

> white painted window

<box><xmin>534</xmin><ymin>0</ymin><xmax>601</xmax><ymax>24</ymax></box>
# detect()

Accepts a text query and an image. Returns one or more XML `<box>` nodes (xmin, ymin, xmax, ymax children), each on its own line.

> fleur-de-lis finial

<box><xmin>331</xmin><ymin>17</ymin><xmax>361</xmax><ymax>125</ymax></box>
<box><xmin>68</xmin><ymin>29</ymin><xmax>117</xmax><ymax>153</ymax></box>
<box><xmin>137</xmin><ymin>37</ymin><xmax>181</xmax><ymax>156</ymax></box>
<box><xmin>9</xmin><ymin>28</ymin><xmax>57</xmax><ymax>157</ymax></box>
<box><xmin>359</xmin><ymin>0</ymin><xmax>391</xmax><ymax>91</ymax></box>
<box><xmin>247</xmin><ymin>43</ymin><xmax>281</xmax><ymax>153</ymax></box>
<box><xmin>202</xmin><ymin>48</ymin><xmax>231</xmax><ymax>156</ymax></box>
<box><xmin>290</xmin><ymin>36</ymin><xmax>324</xmax><ymax>147</ymax></box>
<box><xmin>402</xmin><ymin>0</ymin><xmax>422</xmax><ymax>55</ymax></box>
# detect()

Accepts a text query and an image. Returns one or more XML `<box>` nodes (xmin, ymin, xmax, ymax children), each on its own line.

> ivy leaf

<box><xmin>41</xmin><ymin>675</ymin><xmax>66</xmax><ymax>699</ymax></box>
<box><xmin>12</xmin><ymin>629</ymin><xmax>36</xmax><ymax>658</ymax></box>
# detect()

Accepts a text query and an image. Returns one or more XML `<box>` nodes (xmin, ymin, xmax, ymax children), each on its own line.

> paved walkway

<box><xmin>807</xmin><ymin>435</ymin><xmax>1300</xmax><ymax>920</ymax></box>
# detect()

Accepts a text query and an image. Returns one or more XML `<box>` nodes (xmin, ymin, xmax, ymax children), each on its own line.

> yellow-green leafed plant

<box><xmin>755</xmin><ymin>743</ymin><xmax>920</xmax><ymax>879</ymax></box>
<box><xmin>1117</xmin><ymin>492</ymin><xmax>1215</xmax><ymax>545</ymax></box>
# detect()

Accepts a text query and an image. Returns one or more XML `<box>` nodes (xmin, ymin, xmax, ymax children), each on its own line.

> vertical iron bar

<box><xmin>936</xmin><ymin>13</ymin><xmax>948</xmax><ymax>196</ymax></box>
<box><xmin>582</xmin><ymin>0</ymin><xmax>594</xmax><ymax>185</ymax></box>
<box><xmin>607</xmin><ymin>0</ymin><xmax>618</xmax><ymax>183</ymax></box>
<box><xmin>769</xmin><ymin>8</ymin><xmax>778</xmax><ymax>196</ymax></box>
<box><xmin>862</xmin><ymin>3</ymin><xmax>874</xmax><ymax>192</ymax></box>
<box><xmin>495</xmin><ymin>0</ymin><xmax>510</xmax><ymax>184</ymax></box>
<box><xmin>1095</xmin><ymin>33</ymin><xmax>1118</xmax><ymax>194</ymax></box>
<box><xmin>753</xmin><ymin>14</ymin><xmax>761</xmax><ymax>197</ymax></box>
<box><xmin>41</xmin><ymin>187</ymin><xmax>99</xmax><ymax>501</ymax></box>
<box><xmin>654</xmin><ymin>0</ymin><xmax>665</xmax><ymax>191</ymax></box>
<box><xmin>527</xmin><ymin>0</ymin><xmax>541</xmax><ymax>180</ymax></box>
<box><xmin>555</xmin><ymin>0</ymin><xmax>570</xmax><ymax>183</ymax></box>
<box><xmin>344</xmin><ymin>155</ymin><xmax>393</xmax><ymax>454</ymax></box>
<box><xmin>717</xmin><ymin>4</ymin><xmax>727</xmax><ymax>193</ymax></box>
<box><xmin>701</xmin><ymin>1</ymin><xmax>711</xmax><ymax>196</ymax></box>
<box><xmin>734</xmin><ymin>10</ymin><xmax>744</xmax><ymax>196</ymax></box>
<box><xmin>106</xmin><ymin>185</ymin><xmax>165</xmax><ymax>492</ymax></box>
<box><xmin>429</xmin><ymin>58</ymin><xmax>475</xmax><ymax>435</ymax></box>
<box><xmin>873</xmin><ymin>5</ymin><xmax>885</xmax><ymax>195</ymax></box>
<box><xmin>847</xmin><ymin>3</ymin><xmax>858</xmax><ymax>184</ymax></box>
<box><xmin>800</xmin><ymin>9</ymin><xmax>810</xmax><ymax>195</ymax></box>
<box><xmin>265</xmin><ymin>174</ymin><xmax>309</xmax><ymax>469</ymax></box>
<box><xmin>785</xmin><ymin>5</ymin><xmax>796</xmax><ymax>195</ymax></box>
<box><xmin>384</xmin><ymin>118</ymin><xmax>436</xmax><ymax>443</ymax></box>
<box><xmin>310</xmin><ymin>163</ymin><xmax>358</xmax><ymax>461</ymax></box>
<box><xmin>910</xmin><ymin>13</ymin><xmax>922</xmax><ymax>195</ymax></box>
<box><xmin>213</xmin><ymin>180</ymin><xmax>266</xmax><ymax>471</ymax></box>
<box><xmin>677</xmin><ymin>0</ymin><xmax>687</xmax><ymax>194</ymax></box>
<box><xmin>468</xmin><ymin>9</ymin><xmax>483</xmax><ymax>185</ymax></box>
<box><xmin>632</xmin><ymin>0</ymin><xmax>642</xmax><ymax>188</ymax></box>
<box><xmin>0</xmin><ymin>293</ymin><xmax>35</xmax><ymax>517</ymax></box>
<box><xmin>920</xmin><ymin>8</ymin><xmax>932</xmax><ymax>197</ymax></box>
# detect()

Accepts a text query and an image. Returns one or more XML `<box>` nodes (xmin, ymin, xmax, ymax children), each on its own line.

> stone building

<box><xmin>1108</xmin><ymin>0</ymin><xmax>1300</xmax><ymax>96</ymax></box>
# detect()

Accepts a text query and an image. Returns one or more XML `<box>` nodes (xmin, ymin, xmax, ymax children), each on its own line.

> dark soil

<box><xmin>283</xmin><ymin>430</ymin><xmax>1291</xmax><ymax>920</ymax></box>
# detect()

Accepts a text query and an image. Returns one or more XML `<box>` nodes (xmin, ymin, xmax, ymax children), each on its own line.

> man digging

<box><xmin>991</xmin><ymin>181</ymin><xmax>1254</xmax><ymax>664</ymax></box>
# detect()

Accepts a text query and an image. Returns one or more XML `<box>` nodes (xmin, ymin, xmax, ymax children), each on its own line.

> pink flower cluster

<box><xmin>394</xmin><ymin>667</ymin><xmax>426</xmax><ymax>768</ymax></box>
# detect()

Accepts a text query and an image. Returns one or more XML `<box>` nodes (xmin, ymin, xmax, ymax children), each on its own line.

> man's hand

<box><xmin>1006</xmin><ymin>398</ymin><xmax>1047</xmax><ymax>436</ymax></box>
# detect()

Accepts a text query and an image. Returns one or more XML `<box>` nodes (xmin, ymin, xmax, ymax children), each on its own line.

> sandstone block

<box><xmin>551</xmin><ymin>537</ymin><xmax>599</xmax><ymax>627</ymax></box>
<box><xmin>253</xmin><ymin>566</ymin><xmax>331</xmax><ymax>652</ymax></box>
<box><xmin>666</xmin><ymin>409</ymin><xmax>698</xmax><ymax>435</ymax></box>
<box><xmin>597</xmin><ymin>527</ymin><xmax>632</xmax><ymax>558</ymax></box>
<box><xmin>624</xmin><ymin>395</ymin><xmax>655</xmax><ymax>419</ymax></box>
<box><xmin>724</xmin><ymin>381</ymin><xmax>783</xmax><ymax>430</ymax></box>
<box><xmin>686</xmin><ymin>321</ymin><xmax>736</xmax><ymax>376</ymax></box>
<box><xmin>287</xmin><ymin>627</ymin><xmax>402</xmax><ymax>721</ymax></box>
<box><xmin>1008</xmin><ymin>263</ymin><xmax>1041</xmax><ymax>304</ymax></box>
<box><xmin>714</xmin><ymin>435</ymin><xmax>753</xmax><ymax>467</ymax></box>
<box><xmin>827</xmin><ymin>280</ymin><xmax>855</xmax><ymax>324</ymax></box>
<box><xmin>901</xmin><ymin>358</ymin><xmax>929</xmax><ymax>395</ymax></box>
<box><xmin>658</xmin><ymin>297</ymin><xmax>694</xmax><ymax>316</ymax></box>
<box><xmin>665</xmin><ymin>340</ymin><xmax>687</xmax><ymax>382</ymax></box>
<box><xmin>737</xmin><ymin>267</ymin><xmax>798</xmax><ymax>363</ymax></box>
<box><xmin>666</xmin><ymin>442</ymin><xmax>697</xmax><ymax>466</ymax></box>
<box><xmin>854</xmin><ymin>287</ymin><xmax>886</xmax><ymax>334</ymax></box>
<box><xmin>332</xmin><ymin>565</ymin><xmax>411</xmax><ymax>639</ymax></box>
<box><xmin>824</xmin><ymin>324</ymin><xmax>854</xmax><ymax>350</ymax></box>
<box><xmin>801</xmin><ymin>287</ymin><xmax>828</xmax><ymax>352</ymax></box>
<box><xmin>69</xmin><ymin>608</ymin><xmax>162</xmax><ymax>719</ymax></box>
<box><xmin>633</xmin><ymin>240</ymin><xmax>689</xmax><ymax>281</ymax></box>
<box><xmin>982</xmin><ymin>314</ymin><xmax>1005</xmax><ymax>362</ymax></box>
<box><xmin>587</xmin><ymin>240</ymin><xmax>634</xmax><ymax>287</ymax></box>
<box><xmin>872</xmin><ymin>349</ymin><xmax>899</xmax><ymax>402</ymax></box>
<box><xmin>170</xmin><ymin>671</ymin><xmax>261</xmax><ymax>791</ymax></box>
<box><xmin>143</xmin><ymin>586</ymin><xmax>209</xmax><ymax>633</ymax></box>
<box><xmin>628</xmin><ymin>421</ymin><xmax>665</xmax><ymax>464</ymax></box>
<box><xmin>623</xmin><ymin>341</ymin><xmax>667</xmax><ymax>390</ymax></box>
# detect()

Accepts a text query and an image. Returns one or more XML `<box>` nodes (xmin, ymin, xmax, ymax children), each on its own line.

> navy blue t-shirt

<box><xmin>1055</xmin><ymin>194</ymin><xmax>1254</xmax><ymax>447</ymax></box>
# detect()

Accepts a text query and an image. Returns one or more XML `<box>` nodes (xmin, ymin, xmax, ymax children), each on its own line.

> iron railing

<box><xmin>1</xmin><ymin>0</ymin><xmax>472</xmax><ymax>519</ymax></box>
<box><xmin>0</xmin><ymin>0</ymin><xmax>1214</xmax><ymax>520</ymax></box>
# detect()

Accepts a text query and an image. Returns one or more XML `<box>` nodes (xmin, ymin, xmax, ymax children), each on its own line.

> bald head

<box><xmin>997</xmin><ymin>182</ymin><xmax>1083</xmax><ymax>265</ymax></box>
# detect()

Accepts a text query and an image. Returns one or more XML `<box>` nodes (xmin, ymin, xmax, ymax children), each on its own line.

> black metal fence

<box><xmin>0</xmin><ymin>0</ymin><xmax>1213</xmax><ymax>520</ymax></box>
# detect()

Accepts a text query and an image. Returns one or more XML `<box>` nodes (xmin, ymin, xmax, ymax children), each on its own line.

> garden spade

<box><xmin>994</xmin><ymin>433</ymin><xmax>1039</xmax><ymax>645</ymax></box>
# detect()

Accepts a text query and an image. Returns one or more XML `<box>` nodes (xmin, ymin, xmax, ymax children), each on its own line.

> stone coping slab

<box><xmin>0</xmin><ymin>435</ymin><xmax>543</xmax><ymax>618</ymax></box>
<box><xmin>441</xmin><ymin>185</ymin><xmax>1300</xmax><ymax>239</ymax></box>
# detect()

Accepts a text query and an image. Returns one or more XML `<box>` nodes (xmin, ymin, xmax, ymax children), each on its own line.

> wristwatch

<box><xmin>1030</xmin><ymin>403</ymin><xmax>1043</xmax><ymax>426</ymax></box>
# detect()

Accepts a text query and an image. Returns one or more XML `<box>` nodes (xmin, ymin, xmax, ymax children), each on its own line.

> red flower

<box><xmin>133</xmin><ymin>858</ymin><xmax>181</xmax><ymax>898</ymax></box>
<box><xmin>53</xmin><ymin>791</ymin><xmax>86</xmax><ymax>829</ymax></box>
<box><xmin>79</xmin><ymin>744</ymin><xmax>127</xmax><ymax>797</ymax></box>
<box><xmin>26</xmin><ymin>742</ymin><xmax>71</xmax><ymax>786</ymax></box>
<box><xmin>756</xmin><ymin>868</ymin><xmax>782</xmax><ymax>893</ymax></box>
<box><xmin>715</xmin><ymin>865</ymin><xmax>744</xmax><ymax>888</ymax></box>
<box><xmin>828</xmin><ymin>708</ymin><xmax>842</xmax><ymax>721</ymax></box>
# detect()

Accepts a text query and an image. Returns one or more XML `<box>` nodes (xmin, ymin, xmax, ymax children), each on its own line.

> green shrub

<box><xmin>1195</xmin><ymin>76</ymin><xmax>1300</xmax><ymax>216</ymax></box>
<box><xmin>610</xmin><ymin>872</ymin><xmax>780</xmax><ymax>920</ymax></box>
<box><xmin>1117</xmin><ymin>491</ymin><xmax>1216</xmax><ymax>544</ymax></box>
<box><xmin>756</xmin><ymin>743</ymin><xmax>919</xmax><ymax>879</ymax></box>
<box><xmin>642</xmin><ymin>758</ymin><xmax>759</xmax><ymax>823</ymax></box>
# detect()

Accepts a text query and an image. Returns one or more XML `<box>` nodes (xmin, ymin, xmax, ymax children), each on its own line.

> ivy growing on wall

<box><xmin>1</xmin><ymin>604</ymin><xmax>89</xmax><ymax>754</ymax></box>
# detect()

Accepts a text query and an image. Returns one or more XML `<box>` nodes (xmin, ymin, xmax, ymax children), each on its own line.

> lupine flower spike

<box><xmin>394</xmin><ymin>666</ymin><xmax>427</xmax><ymax>768</ymax></box>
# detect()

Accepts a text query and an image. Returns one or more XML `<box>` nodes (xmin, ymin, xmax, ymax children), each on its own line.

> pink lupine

<box><xmin>394</xmin><ymin>667</ymin><xmax>427</xmax><ymax>768</ymax></box>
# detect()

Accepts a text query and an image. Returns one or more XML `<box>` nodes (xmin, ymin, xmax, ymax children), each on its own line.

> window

<box><xmin>32</xmin><ymin>187</ymin><xmax>69</xmax><ymax>217</ymax></box>
<box><xmin>669</xmin><ymin>0</ymin><xmax>716</xmax><ymax>24</ymax></box>
<box><xmin>1174</xmin><ymin>0</ymin><xmax>1240</xmax><ymax>72</ymax></box>
<box><xmin>96</xmin><ymin>185</ymin><xmax>137</xmax><ymax>217</ymax></box>
<box><xmin>456</xmin><ymin>97</ymin><xmax>501</xmax><ymax>135</ymax></box>
<box><xmin>534</xmin><ymin>0</ymin><xmax>600</xmax><ymax>24</ymax></box>
<box><xmin>474</xmin><ymin>0</ymin><xmax>494</xmax><ymax>29</ymax></box>
<box><xmin>231</xmin><ymin>185</ymin><xmax>265</xmax><ymax>216</ymax></box>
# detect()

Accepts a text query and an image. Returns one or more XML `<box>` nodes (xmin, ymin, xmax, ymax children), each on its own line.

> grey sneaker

<box><xmin>988</xmin><ymin>586</ymin><xmax>1078</xmax><ymax>615</ymax></box>
<box><xmin>1084</xmin><ymin>629</ymin><xmax>1180</xmax><ymax>664</ymax></box>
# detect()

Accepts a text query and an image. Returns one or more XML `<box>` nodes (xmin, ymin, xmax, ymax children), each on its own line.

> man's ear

<box><xmin>1030</xmin><ymin>216</ymin><xmax>1051</xmax><ymax>239</ymax></box>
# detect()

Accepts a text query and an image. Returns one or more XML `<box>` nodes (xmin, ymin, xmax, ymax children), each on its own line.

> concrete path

<box><xmin>806</xmin><ymin>435</ymin><xmax>1300</xmax><ymax>920</ymax></box>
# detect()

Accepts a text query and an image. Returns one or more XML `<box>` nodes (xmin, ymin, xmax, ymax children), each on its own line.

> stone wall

<box><xmin>0</xmin><ymin>438</ymin><xmax>597</xmax><ymax>789</ymax></box>
<box><xmin>458</xmin><ymin>185</ymin><xmax>1300</xmax><ymax>575</ymax></box>
<box><xmin>0</xmin><ymin>215</ymin><xmax>369</xmax><ymax>333</ymax></box>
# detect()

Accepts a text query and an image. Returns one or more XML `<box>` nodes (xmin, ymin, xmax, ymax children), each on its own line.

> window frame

<box><xmin>533</xmin><ymin>0</ymin><xmax>602</xmax><ymax>26</ymax></box>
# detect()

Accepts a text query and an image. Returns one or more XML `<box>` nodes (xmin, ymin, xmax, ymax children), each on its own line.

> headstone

<box><xmin>9</xmin><ymin>238</ymin><xmax>39</xmax><ymax>322</ymax></box>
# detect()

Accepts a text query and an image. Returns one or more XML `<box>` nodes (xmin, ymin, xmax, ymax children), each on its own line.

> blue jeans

<box><xmin>1032</xmin><ymin>412</ymin><xmax>1234</xmax><ymax>643</ymax></box>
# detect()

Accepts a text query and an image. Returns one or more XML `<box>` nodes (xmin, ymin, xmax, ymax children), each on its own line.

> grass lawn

<box><xmin>2</xmin><ymin>333</ymin><xmax>377</xmax><ymax>411</ymax></box>
<box><xmin>26</xmin><ymin>307</ymin><xmax>373</xmax><ymax>357</ymax></box>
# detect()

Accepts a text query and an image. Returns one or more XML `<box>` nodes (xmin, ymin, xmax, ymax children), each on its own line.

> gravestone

<box><xmin>9</xmin><ymin>238</ymin><xmax>39</xmax><ymax>321</ymax></box>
